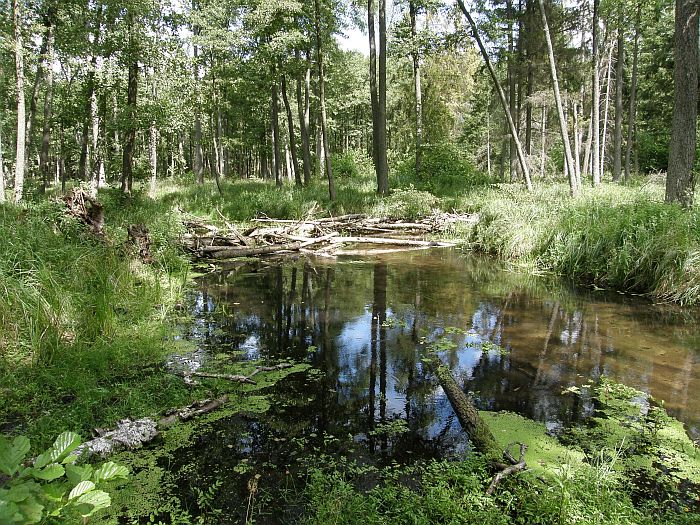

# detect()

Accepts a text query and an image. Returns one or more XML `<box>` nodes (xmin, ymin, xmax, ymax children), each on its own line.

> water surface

<box><xmin>171</xmin><ymin>249</ymin><xmax>699</xmax><ymax>522</ymax></box>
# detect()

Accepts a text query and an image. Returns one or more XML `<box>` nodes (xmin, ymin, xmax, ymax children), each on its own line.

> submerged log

<box><xmin>430</xmin><ymin>360</ymin><xmax>502</xmax><ymax>459</ymax></box>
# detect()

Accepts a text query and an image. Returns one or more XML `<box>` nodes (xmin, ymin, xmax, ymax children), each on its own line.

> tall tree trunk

<box><xmin>314</xmin><ymin>0</ymin><xmax>336</xmax><ymax>200</ymax></box>
<box><xmin>121</xmin><ymin>13</ymin><xmax>137</xmax><ymax>195</ymax></box>
<box><xmin>538</xmin><ymin>0</ymin><xmax>577</xmax><ymax>195</ymax></box>
<box><xmin>592</xmin><ymin>0</ymin><xmax>601</xmax><ymax>185</ymax></box>
<box><xmin>281</xmin><ymin>74</ymin><xmax>302</xmax><ymax>186</ymax></box>
<box><xmin>665</xmin><ymin>0</ymin><xmax>699</xmax><ymax>207</ymax></box>
<box><xmin>508</xmin><ymin>0</ymin><xmax>518</xmax><ymax>182</ymax></box>
<box><xmin>271</xmin><ymin>77</ymin><xmax>282</xmax><ymax>187</ymax></box>
<box><xmin>409</xmin><ymin>0</ymin><xmax>423</xmax><ymax>178</ymax></box>
<box><xmin>624</xmin><ymin>3</ymin><xmax>641</xmax><ymax>181</ymax></box>
<box><xmin>376</xmin><ymin>0</ymin><xmax>389</xmax><ymax>195</ymax></box>
<box><xmin>149</xmin><ymin>72</ymin><xmax>158</xmax><ymax>198</ymax></box>
<box><xmin>600</xmin><ymin>40</ymin><xmax>614</xmax><ymax>180</ymax></box>
<box><xmin>612</xmin><ymin>19</ymin><xmax>624</xmax><ymax>182</ymax></box>
<box><xmin>39</xmin><ymin>24</ymin><xmax>54</xmax><ymax>192</ymax></box>
<box><xmin>524</xmin><ymin>0</ymin><xmax>534</xmax><ymax>155</ymax></box>
<box><xmin>13</xmin><ymin>0</ymin><xmax>26</xmax><ymax>203</ymax></box>
<box><xmin>296</xmin><ymin>50</ymin><xmax>312</xmax><ymax>185</ymax></box>
<box><xmin>25</xmin><ymin>28</ymin><xmax>50</xmax><ymax>167</ymax></box>
<box><xmin>193</xmin><ymin>3</ymin><xmax>203</xmax><ymax>185</ymax></box>
<box><xmin>456</xmin><ymin>0</ymin><xmax>533</xmax><ymax>190</ymax></box>
<box><xmin>368</xmin><ymin>0</ymin><xmax>380</xmax><ymax>174</ymax></box>
<box><xmin>540</xmin><ymin>105</ymin><xmax>547</xmax><ymax>176</ymax></box>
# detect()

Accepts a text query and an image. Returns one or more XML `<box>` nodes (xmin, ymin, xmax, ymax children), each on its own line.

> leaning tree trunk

<box><xmin>665</xmin><ymin>0</ymin><xmax>699</xmax><ymax>208</ymax></box>
<box><xmin>539</xmin><ymin>0</ymin><xmax>578</xmax><ymax>195</ymax></box>
<box><xmin>428</xmin><ymin>359</ymin><xmax>501</xmax><ymax>460</ymax></box>
<box><xmin>624</xmin><ymin>3</ymin><xmax>641</xmax><ymax>181</ymax></box>
<box><xmin>409</xmin><ymin>0</ymin><xmax>423</xmax><ymax>179</ymax></box>
<box><xmin>314</xmin><ymin>0</ymin><xmax>336</xmax><ymax>201</ymax></box>
<box><xmin>612</xmin><ymin>18</ymin><xmax>624</xmax><ymax>182</ymax></box>
<box><xmin>281</xmin><ymin>74</ymin><xmax>302</xmax><ymax>186</ymax></box>
<box><xmin>13</xmin><ymin>0</ymin><xmax>26</xmax><ymax>203</ymax></box>
<box><xmin>456</xmin><ymin>0</ymin><xmax>533</xmax><ymax>191</ymax></box>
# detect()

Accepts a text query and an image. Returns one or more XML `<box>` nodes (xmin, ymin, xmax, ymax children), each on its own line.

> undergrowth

<box><xmin>0</xmin><ymin>189</ymin><xmax>197</xmax><ymax>449</ymax></box>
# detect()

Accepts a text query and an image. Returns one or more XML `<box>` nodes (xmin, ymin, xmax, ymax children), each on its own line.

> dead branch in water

<box><xmin>182</xmin><ymin>212</ymin><xmax>476</xmax><ymax>261</ymax></box>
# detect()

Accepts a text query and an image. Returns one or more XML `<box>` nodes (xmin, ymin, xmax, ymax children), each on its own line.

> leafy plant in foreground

<box><xmin>0</xmin><ymin>431</ymin><xmax>128</xmax><ymax>524</ymax></box>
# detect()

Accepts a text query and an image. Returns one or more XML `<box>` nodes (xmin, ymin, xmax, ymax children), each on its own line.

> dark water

<box><xmin>169</xmin><ymin>249</ymin><xmax>699</xmax><ymax>522</ymax></box>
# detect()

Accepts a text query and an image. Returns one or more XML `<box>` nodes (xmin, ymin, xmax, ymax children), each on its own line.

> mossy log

<box><xmin>431</xmin><ymin>361</ymin><xmax>502</xmax><ymax>460</ymax></box>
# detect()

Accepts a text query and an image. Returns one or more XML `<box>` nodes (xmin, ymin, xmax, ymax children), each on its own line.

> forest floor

<box><xmin>1</xmin><ymin>174</ymin><xmax>699</xmax><ymax>524</ymax></box>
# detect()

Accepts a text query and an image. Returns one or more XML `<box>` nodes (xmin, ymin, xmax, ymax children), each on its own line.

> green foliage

<box><xmin>397</xmin><ymin>143</ymin><xmax>491</xmax><ymax>196</ymax></box>
<box><xmin>330</xmin><ymin>151</ymin><xmax>374</xmax><ymax>179</ymax></box>
<box><xmin>0</xmin><ymin>195</ymin><xmax>195</xmax><ymax>447</ymax></box>
<box><xmin>0</xmin><ymin>431</ymin><xmax>128</xmax><ymax>524</ymax></box>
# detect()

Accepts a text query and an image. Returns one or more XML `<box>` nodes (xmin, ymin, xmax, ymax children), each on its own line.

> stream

<box><xmin>165</xmin><ymin>249</ymin><xmax>699</xmax><ymax>523</ymax></box>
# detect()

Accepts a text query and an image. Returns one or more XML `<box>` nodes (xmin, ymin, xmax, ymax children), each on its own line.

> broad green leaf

<box><xmin>68</xmin><ymin>480</ymin><xmax>95</xmax><ymax>500</ymax></box>
<box><xmin>0</xmin><ymin>500</ymin><xmax>20</xmax><ymax>524</ymax></box>
<box><xmin>16</xmin><ymin>498</ymin><xmax>44</xmax><ymax>524</ymax></box>
<box><xmin>0</xmin><ymin>436</ymin><xmax>30</xmax><ymax>476</ymax></box>
<box><xmin>66</xmin><ymin>463</ymin><xmax>93</xmax><ymax>485</ymax></box>
<box><xmin>48</xmin><ymin>432</ymin><xmax>81</xmax><ymax>464</ymax></box>
<box><xmin>3</xmin><ymin>481</ymin><xmax>40</xmax><ymax>503</ymax></box>
<box><xmin>75</xmin><ymin>489</ymin><xmax>111</xmax><ymax>517</ymax></box>
<box><xmin>30</xmin><ymin>463</ymin><xmax>64</xmax><ymax>481</ymax></box>
<box><xmin>92</xmin><ymin>462</ymin><xmax>128</xmax><ymax>483</ymax></box>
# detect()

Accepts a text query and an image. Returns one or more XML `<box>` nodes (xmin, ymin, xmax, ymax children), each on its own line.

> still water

<box><xmin>171</xmin><ymin>249</ymin><xmax>699</xmax><ymax>521</ymax></box>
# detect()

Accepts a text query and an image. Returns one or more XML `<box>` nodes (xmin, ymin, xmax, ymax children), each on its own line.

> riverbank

<box><xmin>159</xmin><ymin>173</ymin><xmax>700</xmax><ymax>305</ymax></box>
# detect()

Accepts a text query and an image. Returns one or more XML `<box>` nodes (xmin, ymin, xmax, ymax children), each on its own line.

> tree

<box><xmin>314</xmin><ymin>0</ymin><xmax>335</xmax><ymax>200</ymax></box>
<box><xmin>591</xmin><ymin>0</ymin><xmax>602</xmax><ymax>186</ymax></box>
<box><xmin>538</xmin><ymin>0</ymin><xmax>577</xmax><ymax>195</ymax></box>
<box><xmin>409</xmin><ymin>0</ymin><xmax>423</xmax><ymax>178</ymax></box>
<box><xmin>612</xmin><ymin>11</ymin><xmax>624</xmax><ymax>183</ymax></box>
<box><xmin>13</xmin><ymin>0</ymin><xmax>26</xmax><ymax>203</ymax></box>
<box><xmin>456</xmin><ymin>0</ymin><xmax>533</xmax><ymax>191</ymax></box>
<box><xmin>624</xmin><ymin>2</ymin><xmax>641</xmax><ymax>181</ymax></box>
<box><xmin>369</xmin><ymin>0</ymin><xmax>389</xmax><ymax>195</ymax></box>
<box><xmin>665</xmin><ymin>0</ymin><xmax>699</xmax><ymax>207</ymax></box>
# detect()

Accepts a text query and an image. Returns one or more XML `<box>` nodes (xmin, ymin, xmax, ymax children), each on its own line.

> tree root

<box><xmin>486</xmin><ymin>442</ymin><xmax>528</xmax><ymax>495</ymax></box>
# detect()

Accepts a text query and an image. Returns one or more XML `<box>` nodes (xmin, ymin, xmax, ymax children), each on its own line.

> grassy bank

<box><xmin>0</xmin><ymin>190</ymin><xmax>198</xmax><ymax>449</ymax></box>
<box><xmin>155</xmin><ymin>168</ymin><xmax>700</xmax><ymax>305</ymax></box>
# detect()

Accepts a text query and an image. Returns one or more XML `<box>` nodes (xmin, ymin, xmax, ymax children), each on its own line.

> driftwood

<box><xmin>62</xmin><ymin>188</ymin><xmax>105</xmax><ymax>236</ymax></box>
<box><xmin>182</xmin><ymin>212</ymin><xmax>474</xmax><ymax>261</ymax></box>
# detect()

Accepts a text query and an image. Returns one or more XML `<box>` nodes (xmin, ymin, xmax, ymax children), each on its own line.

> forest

<box><xmin>1</xmin><ymin>0</ymin><xmax>699</xmax><ymax>523</ymax></box>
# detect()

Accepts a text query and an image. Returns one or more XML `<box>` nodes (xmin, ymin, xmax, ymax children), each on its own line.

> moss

<box><xmin>481</xmin><ymin>411</ymin><xmax>588</xmax><ymax>477</ymax></box>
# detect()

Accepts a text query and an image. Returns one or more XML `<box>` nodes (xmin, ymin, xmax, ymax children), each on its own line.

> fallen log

<box><xmin>429</xmin><ymin>359</ymin><xmax>502</xmax><ymax>459</ymax></box>
<box><xmin>428</xmin><ymin>358</ymin><xmax>529</xmax><ymax>493</ymax></box>
<box><xmin>330</xmin><ymin>236</ymin><xmax>455</xmax><ymax>247</ymax></box>
<box><xmin>212</xmin><ymin>242</ymin><xmax>303</xmax><ymax>259</ymax></box>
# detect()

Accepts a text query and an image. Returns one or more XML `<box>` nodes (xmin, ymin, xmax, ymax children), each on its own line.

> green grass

<box><xmin>0</xmin><ymin>191</ymin><xmax>197</xmax><ymax>449</ymax></box>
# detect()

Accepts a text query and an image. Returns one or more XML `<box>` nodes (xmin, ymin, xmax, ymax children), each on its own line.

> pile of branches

<box><xmin>183</xmin><ymin>212</ymin><xmax>477</xmax><ymax>260</ymax></box>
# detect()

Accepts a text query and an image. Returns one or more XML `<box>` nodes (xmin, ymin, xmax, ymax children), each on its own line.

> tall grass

<box><xmin>0</xmin><ymin>192</ymin><xmax>194</xmax><ymax>448</ymax></box>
